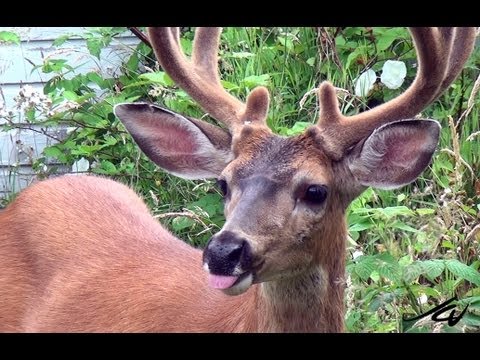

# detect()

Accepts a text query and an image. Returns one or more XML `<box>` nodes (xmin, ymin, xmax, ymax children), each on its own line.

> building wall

<box><xmin>0</xmin><ymin>27</ymin><xmax>139</xmax><ymax>198</ymax></box>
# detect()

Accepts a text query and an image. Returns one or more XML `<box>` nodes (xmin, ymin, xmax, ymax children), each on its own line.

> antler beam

<box><xmin>147</xmin><ymin>27</ymin><xmax>270</xmax><ymax>132</ymax></box>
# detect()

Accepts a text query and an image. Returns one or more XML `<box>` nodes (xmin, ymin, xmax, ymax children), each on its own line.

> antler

<box><xmin>316</xmin><ymin>27</ymin><xmax>477</xmax><ymax>160</ymax></box>
<box><xmin>147</xmin><ymin>27</ymin><xmax>270</xmax><ymax>133</ymax></box>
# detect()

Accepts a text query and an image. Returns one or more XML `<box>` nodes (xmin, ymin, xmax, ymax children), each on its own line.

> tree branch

<box><xmin>128</xmin><ymin>27</ymin><xmax>152</xmax><ymax>48</ymax></box>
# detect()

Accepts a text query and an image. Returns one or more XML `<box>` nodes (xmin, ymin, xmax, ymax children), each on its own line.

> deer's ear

<box><xmin>347</xmin><ymin>120</ymin><xmax>440</xmax><ymax>189</ymax></box>
<box><xmin>114</xmin><ymin>103</ymin><xmax>233</xmax><ymax>180</ymax></box>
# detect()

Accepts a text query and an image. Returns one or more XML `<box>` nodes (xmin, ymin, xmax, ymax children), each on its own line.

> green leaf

<box><xmin>86</xmin><ymin>38</ymin><xmax>102</xmax><ymax>59</ymax></box>
<box><xmin>345</xmin><ymin>45</ymin><xmax>369</xmax><ymax>70</ymax></box>
<box><xmin>25</xmin><ymin>108</ymin><xmax>36</xmax><ymax>121</ymax></box>
<box><xmin>71</xmin><ymin>144</ymin><xmax>102</xmax><ymax>155</ymax></box>
<box><xmin>53</xmin><ymin>34</ymin><xmax>70</xmax><ymax>47</ymax></box>
<box><xmin>306</xmin><ymin>57</ymin><xmax>315</xmax><ymax>67</ymax></box>
<box><xmin>103</xmin><ymin>136</ymin><xmax>118</xmax><ymax>147</ymax></box>
<box><xmin>220</xmin><ymin>80</ymin><xmax>239</xmax><ymax>91</ymax></box>
<box><xmin>288</xmin><ymin>121</ymin><xmax>311</xmax><ymax>135</ymax></box>
<box><xmin>63</xmin><ymin>90</ymin><xmax>79</xmax><ymax>101</ymax></box>
<box><xmin>278</xmin><ymin>121</ymin><xmax>312</xmax><ymax>136</ymax></box>
<box><xmin>99</xmin><ymin>160</ymin><xmax>117</xmax><ymax>175</ymax></box>
<box><xmin>349</xmin><ymin>221</ymin><xmax>373</xmax><ymax>232</ymax></box>
<box><xmin>42</xmin><ymin>59</ymin><xmax>71</xmax><ymax>73</ymax></box>
<box><xmin>87</xmin><ymin>72</ymin><xmax>105</xmax><ymax>87</ymax></box>
<box><xmin>420</xmin><ymin>259</ymin><xmax>445</xmax><ymax>280</ymax></box>
<box><xmin>277</xmin><ymin>36</ymin><xmax>294</xmax><ymax>52</ymax></box>
<box><xmin>446</xmin><ymin>259</ymin><xmax>480</xmax><ymax>286</ymax></box>
<box><xmin>138</xmin><ymin>72</ymin><xmax>174</xmax><ymax>86</ymax></box>
<box><xmin>376</xmin><ymin>252</ymin><xmax>397</xmax><ymax>265</ymax></box>
<box><xmin>189</xmin><ymin>193</ymin><xmax>223</xmax><ymax>217</ymax></box>
<box><xmin>354</xmin><ymin>255</ymin><xmax>376</xmax><ymax>281</ymax></box>
<box><xmin>0</xmin><ymin>31</ymin><xmax>20</xmax><ymax>44</ymax></box>
<box><xmin>377</xmin><ymin>263</ymin><xmax>401</xmax><ymax>282</ymax></box>
<box><xmin>370</xmin><ymin>270</ymin><xmax>380</xmax><ymax>282</ymax></box>
<box><xmin>373</xmin><ymin>28</ymin><xmax>407</xmax><ymax>51</ymax></box>
<box><xmin>441</xmin><ymin>240</ymin><xmax>455</xmax><ymax>249</ymax></box>
<box><xmin>378</xmin><ymin>206</ymin><xmax>415</xmax><ymax>218</ymax></box>
<box><xmin>125</xmin><ymin>53</ymin><xmax>140</xmax><ymax>73</ymax></box>
<box><xmin>180</xmin><ymin>38</ymin><xmax>193</xmax><ymax>56</ymax></box>
<box><xmin>345</xmin><ymin>311</ymin><xmax>361</xmax><ymax>330</ymax></box>
<box><xmin>391</xmin><ymin>221</ymin><xmax>419</xmax><ymax>233</ymax></box>
<box><xmin>376</xmin><ymin>253</ymin><xmax>401</xmax><ymax>282</ymax></box>
<box><xmin>171</xmin><ymin>216</ymin><xmax>195</xmax><ymax>231</ymax></box>
<box><xmin>73</xmin><ymin>113</ymin><xmax>107</xmax><ymax>127</ymax></box>
<box><xmin>43</xmin><ymin>146</ymin><xmax>64</xmax><ymax>158</ymax></box>
<box><xmin>403</xmin><ymin>262</ymin><xmax>424</xmax><ymax>283</ymax></box>
<box><xmin>461</xmin><ymin>204</ymin><xmax>477</xmax><ymax>216</ymax></box>
<box><xmin>416</xmin><ymin>208</ymin><xmax>435</xmax><ymax>216</ymax></box>
<box><xmin>456</xmin><ymin>296</ymin><xmax>480</xmax><ymax>308</ymax></box>
<box><xmin>377</xmin><ymin>33</ymin><xmax>397</xmax><ymax>51</ymax></box>
<box><xmin>335</xmin><ymin>36</ymin><xmax>346</xmax><ymax>47</ymax></box>
<box><xmin>462</xmin><ymin>312</ymin><xmax>480</xmax><ymax>327</ymax></box>
<box><xmin>241</xmin><ymin>74</ymin><xmax>270</xmax><ymax>88</ymax></box>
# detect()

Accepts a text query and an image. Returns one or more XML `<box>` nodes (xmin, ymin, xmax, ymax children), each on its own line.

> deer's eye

<box><xmin>216</xmin><ymin>179</ymin><xmax>228</xmax><ymax>197</ymax></box>
<box><xmin>304</xmin><ymin>185</ymin><xmax>328</xmax><ymax>205</ymax></box>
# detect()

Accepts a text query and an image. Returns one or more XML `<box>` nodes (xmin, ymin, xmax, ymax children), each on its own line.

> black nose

<box><xmin>203</xmin><ymin>231</ymin><xmax>252</xmax><ymax>275</ymax></box>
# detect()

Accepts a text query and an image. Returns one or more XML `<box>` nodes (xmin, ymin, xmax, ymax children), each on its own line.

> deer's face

<box><xmin>203</xmin><ymin>126</ymin><xmax>346</xmax><ymax>295</ymax></box>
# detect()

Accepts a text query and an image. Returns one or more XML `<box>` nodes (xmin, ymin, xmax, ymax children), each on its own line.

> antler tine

<box><xmin>147</xmin><ymin>27</ymin><xmax>270</xmax><ymax>132</ymax></box>
<box><xmin>438</xmin><ymin>28</ymin><xmax>477</xmax><ymax>97</ymax></box>
<box><xmin>316</xmin><ymin>27</ymin><xmax>477</xmax><ymax>160</ymax></box>
<box><xmin>191</xmin><ymin>27</ymin><xmax>222</xmax><ymax>81</ymax></box>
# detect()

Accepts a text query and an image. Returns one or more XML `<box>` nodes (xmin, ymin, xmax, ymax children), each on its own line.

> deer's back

<box><xmin>0</xmin><ymin>175</ymin><xmax>255</xmax><ymax>332</ymax></box>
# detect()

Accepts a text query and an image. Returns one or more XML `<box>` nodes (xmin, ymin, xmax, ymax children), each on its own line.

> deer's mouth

<box><xmin>208</xmin><ymin>272</ymin><xmax>253</xmax><ymax>296</ymax></box>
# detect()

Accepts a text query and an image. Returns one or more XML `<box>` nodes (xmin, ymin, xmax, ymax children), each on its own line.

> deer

<box><xmin>0</xmin><ymin>27</ymin><xmax>476</xmax><ymax>332</ymax></box>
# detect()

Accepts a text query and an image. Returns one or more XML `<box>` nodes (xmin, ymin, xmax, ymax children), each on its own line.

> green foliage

<box><xmin>0</xmin><ymin>31</ymin><xmax>20</xmax><ymax>44</ymax></box>
<box><xmin>2</xmin><ymin>27</ymin><xmax>479</xmax><ymax>333</ymax></box>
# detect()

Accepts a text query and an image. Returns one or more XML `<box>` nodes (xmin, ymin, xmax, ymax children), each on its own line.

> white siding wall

<box><xmin>0</xmin><ymin>27</ymin><xmax>139</xmax><ymax>198</ymax></box>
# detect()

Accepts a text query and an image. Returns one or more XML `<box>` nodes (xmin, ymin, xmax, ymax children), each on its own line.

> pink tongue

<box><xmin>208</xmin><ymin>274</ymin><xmax>239</xmax><ymax>289</ymax></box>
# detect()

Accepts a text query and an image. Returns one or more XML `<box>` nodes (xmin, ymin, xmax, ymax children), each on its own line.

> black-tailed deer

<box><xmin>0</xmin><ymin>27</ymin><xmax>476</xmax><ymax>332</ymax></box>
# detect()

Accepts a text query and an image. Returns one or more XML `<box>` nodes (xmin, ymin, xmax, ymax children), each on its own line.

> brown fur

<box><xmin>0</xmin><ymin>175</ymin><xmax>253</xmax><ymax>332</ymax></box>
<box><xmin>0</xmin><ymin>172</ymin><xmax>349</xmax><ymax>332</ymax></box>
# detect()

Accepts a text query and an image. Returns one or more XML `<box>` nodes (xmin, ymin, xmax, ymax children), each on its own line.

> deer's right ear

<box><xmin>114</xmin><ymin>103</ymin><xmax>233</xmax><ymax>180</ymax></box>
<box><xmin>346</xmin><ymin>119</ymin><xmax>440</xmax><ymax>190</ymax></box>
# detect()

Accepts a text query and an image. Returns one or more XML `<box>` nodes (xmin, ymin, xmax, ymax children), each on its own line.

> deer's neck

<box><xmin>254</xmin><ymin>211</ymin><xmax>347</xmax><ymax>333</ymax></box>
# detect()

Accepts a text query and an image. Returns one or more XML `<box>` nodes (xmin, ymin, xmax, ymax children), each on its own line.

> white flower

<box><xmin>354</xmin><ymin>69</ymin><xmax>377</xmax><ymax>97</ymax></box>
<box><xmin>72</xmin><ymin>157</ymin><xmax>90</xmax><ymax>173</ymax></box>
<box><xmin>66</xmin><ymin>127</ymin><xmax>77</xmax><ymax>134</ymax></box>
<box><xmin>381</xmin><ymin>60</ymin><xmax>407</xmax><ymax>89</ymax></box>
<box><xmin>352</xmin><ymin>250</ymin><xmax>364</xmax><ymax>259</ymax></box>
<box><xmin>50</xmin><ymin>100</ymin><xmax>80</xmax><ymax>115</ymax></box>
<box><xmin>19</xmin><ymin>85</ymin><xmax>36</xmax><ymax>98</ymax></box>
<box><xmin>417</xmin><ymin>294</ymin><xmax>428</xmax><ymax>305</ymax></box>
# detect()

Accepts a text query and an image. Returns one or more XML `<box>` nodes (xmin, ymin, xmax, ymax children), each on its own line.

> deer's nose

<box><xmin>203</xmin><ymin>231</ymin><xmax>252</xmax><ymax>275</ymax></box>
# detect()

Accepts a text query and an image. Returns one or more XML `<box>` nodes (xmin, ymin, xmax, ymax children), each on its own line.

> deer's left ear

<box><xmin>347</xmin><ymin>119</ymin><xmax>441</xmax><ymax>190</ymax></box>
<box><xmin>114</xmin><ymin>103</ymin><xmax>233</xmax><ymax>180</ymax></box>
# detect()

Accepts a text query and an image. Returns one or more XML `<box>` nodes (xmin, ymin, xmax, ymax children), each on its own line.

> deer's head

<box><xmin>115</xmin><ymin>28</ymin><xmax>476</xmax><ymax>296</ymax></box>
